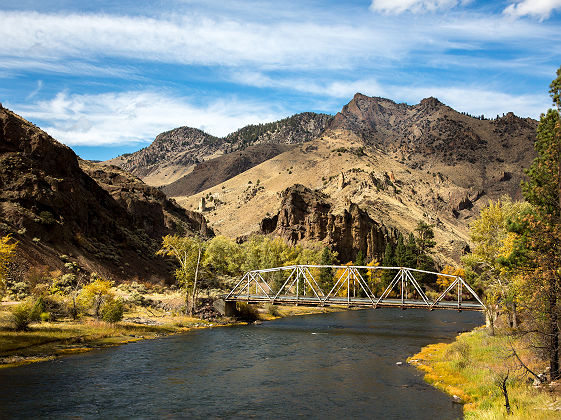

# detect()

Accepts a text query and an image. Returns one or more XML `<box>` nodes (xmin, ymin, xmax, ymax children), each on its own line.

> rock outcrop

<box><xmin>261</xmin><ymin>184</ymin><xmax>396</xmax><ymax>262</ymax></box>
<box><xmin>0</xmin><ymin>104</ymin><xmax>212</xmax><ymax>283</ymax></box>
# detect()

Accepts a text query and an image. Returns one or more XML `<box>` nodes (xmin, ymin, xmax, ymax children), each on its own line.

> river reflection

<box><xmin>0</xmin><ymin>308</ymin><xmax>483</xmax><ymax>419</ymax></box>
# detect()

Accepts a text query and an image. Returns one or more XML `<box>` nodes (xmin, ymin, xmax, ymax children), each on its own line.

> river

<box><xmin>0</xmin><ymin>308</ymin><xmax>483</xmax><ymax>419</ymax></box>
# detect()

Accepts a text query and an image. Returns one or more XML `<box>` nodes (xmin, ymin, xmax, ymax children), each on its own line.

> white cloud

<box><xmin>504</xmin><ymin>0</ymin><xmax>561</xmax><ymax>20</ymax></box>
<box><xmin>394</xmin><ymin>86</ymin><xmax>549</xmax><ymax>119</ymax></box>
<box><xmin>0</xmin><ymin>11</ymin><xmax>404</xmax><ymax>71</ymax></box>
<box><xmin>232</xmin><ymin>72</ymin><xmax>549</xmax><ymax>119</ymax></box>
<box><xmin>11</xmin><ymin>91</ymin><xmax>284</xmax><ymax>146</ymax></box>
<box><xmin>0</xmin><ymin>8</ymin><xmax>555</xmax><ymax>75</ymax></box>
<box><xmin>370</xmin><ymin>0</ymin><xmax>461</xmax><ymax>14</ymax></box>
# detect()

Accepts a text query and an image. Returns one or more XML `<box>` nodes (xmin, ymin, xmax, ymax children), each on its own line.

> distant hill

<box><xmin>105</xmin><ymin>112</ymin><xmax>332</xmax><ymax>186</ymax></box>
<box><xmin>0</xmin><ymin>104</ymin><xmax>212</xmax><ymax>284</ymax></box>
<box><xmin>171</xmin><ymin>94</ymin><xmax>538</xmax><ymax>265</ymax></box>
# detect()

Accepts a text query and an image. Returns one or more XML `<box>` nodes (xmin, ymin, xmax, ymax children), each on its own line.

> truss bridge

<box><xmin>223</xmin><ymin>265</ymin><xmax>485</xmax><ymax>312</ymax></box>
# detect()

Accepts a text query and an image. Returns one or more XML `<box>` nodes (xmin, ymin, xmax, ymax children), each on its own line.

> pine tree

<box><xmin>394</xmin><ymin>234</ymin><xmax>406</xmax><ymax>266</ymax></box>
<box><xmin>319</xmin><ymin>246</ymin><xmax>334</xmax><ymax>294</ymax></box>
<box><xmin>381</xmin><ymin>241</ymin><xmax>396</xmax><ymax>287</ymax></box>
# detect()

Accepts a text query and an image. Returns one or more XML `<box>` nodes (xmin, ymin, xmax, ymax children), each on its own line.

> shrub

<box><xmin>266</xmin><ymin>303</ymin><xmax>280</xmax><ymax>316</ymax></box>
<box><xmin>101</xmin><ymin>299</ymin><xmax>124</xmax><ymax>323</ymax></box>
<box><xmin>6</xmin><ymin>280</ymin><xmax>29</xmax><ymax>300</ymax></box>
<box><xmin>11</xmin><ymin>298</ymin><xmax>42</xmax><ymax>331</ymax></box>
<box><xmin>235</xmin><ymin>302</ymin><xmax>259</xmax><ymax>322</ymax></box>
<box><xmin>40</xmin><ymin>312</ymin><xmax>51</xmax><ymax>322</ymax></box>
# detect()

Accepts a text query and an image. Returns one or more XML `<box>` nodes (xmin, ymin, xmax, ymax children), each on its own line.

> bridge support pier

<box><xmin>214</xmin><ymin>299</ymin><xmax>238</xmax><ymax>317</ymax></box>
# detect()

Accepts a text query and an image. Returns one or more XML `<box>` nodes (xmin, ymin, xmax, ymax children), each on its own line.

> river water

<box><xmin>0</xmin><ymin>308</ymin><xmax>483</xmax><ymax>419</ymax></box>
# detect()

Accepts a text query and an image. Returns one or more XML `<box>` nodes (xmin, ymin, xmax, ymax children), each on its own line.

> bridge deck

<box><xmin>223</xmin><ymin>294</ymin><xmax>484</xmax><ymax>311</ymax></box>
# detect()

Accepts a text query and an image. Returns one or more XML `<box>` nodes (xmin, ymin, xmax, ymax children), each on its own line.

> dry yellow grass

<box><xmin>408</xmin><ymin>328</ymin><xmax>561</xmax><ymax>419</ymax></box>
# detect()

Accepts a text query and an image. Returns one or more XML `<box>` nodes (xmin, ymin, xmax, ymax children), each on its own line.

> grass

<box><xmin>408</xmin><ymin>327</ymin><xmax>561</xmax><ymax>419</ymax></box>
<box><xmin>0</xmin><ymin>299</ymin><xmax>346</xmax><ymax>369</ymax></box>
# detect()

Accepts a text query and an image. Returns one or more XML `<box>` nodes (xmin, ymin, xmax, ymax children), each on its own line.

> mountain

<box><xmin>170</xmin><ymin>94</ymin><xmax>538</xmax><ymax>265</ymax></box>
<box><xmin>0</xmin><ymin>104</ymin><xmax>212</xmax><ymax>284</ymax></box>
<box><xmin>105</xmin><ymin>112</ymin><xmax>332</xmax><ymax>186</ymax></box>
<box><xmin>161</xmin><ymin>143</ymin><xmax>296</xmax><ymax>197</ymax></box>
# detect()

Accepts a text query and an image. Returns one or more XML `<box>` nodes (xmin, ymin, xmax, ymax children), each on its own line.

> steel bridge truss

<box><xmin>224</xmin><ymin>265</ymin><xmax>485</xmax><ymax>311</ymax></box>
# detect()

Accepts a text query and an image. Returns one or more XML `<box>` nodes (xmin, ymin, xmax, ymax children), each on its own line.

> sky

<box><xmin>0</xmin><ymin>0</ymin><xmax>560</xmax><ymax>161</ymax></box>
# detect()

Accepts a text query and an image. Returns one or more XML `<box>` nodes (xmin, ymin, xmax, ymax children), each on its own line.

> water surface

<box><xmin>0</xmin><ymin>308</ymin><xmax>483</xmax><ymax>419</ymax></box>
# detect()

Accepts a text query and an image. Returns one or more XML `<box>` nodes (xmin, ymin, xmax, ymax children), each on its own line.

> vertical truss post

<box><xmin>347</xmin><ymin>268</ymin><xmax>351</xmax><ymax>307</ymax></box>
<box><xmin>375</xmin><ymin>269</ymin><xmax>402</xmax><ymax>308</ymax></box>
<box><xmin>400</xmin><ymin>269</ymin><xmax>405</xmax><ymax>308</ymax></box>
<box><xmin>352</xmin><ymin>267</ymin><xmax>377</xmax><ymax>306</ymax></box>
<box><xmin>404</xmin><ymin>269</ymin><xmax>431</xmax><ymax>307</ymax></box>
<box><xmin>457</xmin><ymin>278</ymin><xmax>462</xmax><ymax>311</ymax></box>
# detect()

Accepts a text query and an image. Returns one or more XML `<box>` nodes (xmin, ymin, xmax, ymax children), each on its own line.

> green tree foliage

<box><xmin>414</xmin><ymin>221</ymin><xmax>437</xmax><ymax>284</ymax></box>
<box><xmin>0</xmin><ymin>235</ymin><xmax>17</xmax><ymax>298</ymax></box>
<box><xmin>395</xmin><ymin>234</ymin><xmax>406</xmax><ymax>266</ymax></box>
<box><xmin>319</xmin><ymin>246</ymin><xmax>334</xmax><ymax>293</ymax></box>
<box><xmin>404</xmin><ymin>233</ymin><xmax>418</xmax><ymax>268</ymax></box>
<box><xmin>203</xmin><ymin>235</ymin><xmax>242</xmax><ymax>276</ymax></box>
<box><xmin>381</xmin><ymin>241</ymin><xmax>396</xmax><ymax>287</ymax></box>
<box><xmin>101</xmin><ymin>298</ymin><xmax>124</xmax><ymax>323</ymax></box>
<box><xmin>504</xmin><ymin>68</ymin><xmax>561</xmax><ymax>379</ymax></box>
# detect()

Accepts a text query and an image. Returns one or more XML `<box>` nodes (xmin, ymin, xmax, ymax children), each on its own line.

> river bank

<box><xmin>0</xmin><ymin>300</ymin><xmax>343</xmax><ymax>369</ymax></box>
<box><xmin>408</xmin><ymin>327</ymin><xmax>561</xmax><ymax>419</ymax></box>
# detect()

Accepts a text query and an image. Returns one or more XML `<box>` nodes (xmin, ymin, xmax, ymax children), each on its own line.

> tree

<box><xmin>157</xmin><ymin>235</ymin><xmax>205</xmax><ymax>315</ymax></box>
<box><xmin>0</xmin><ymin>235</ymin><xmax>17</xmax><ymax>298</ymax></box>
<box><xmin>414</xmin><ymin>221</ymin><xmax>437</xmax><ymax>283</ymax></box>
<box><xmin>78</xmin><ymin>278</ymin><xmax>114</xmax><ymax>319</ymax></box>
<box><xmin>503</xmin><ymin>67</ymin><xmax>561</xmax><ymax>379</ymax></box>
<box><xmin>203</xmin><ymin>235</ymin><xmax>242</xmax><ymax>276</ymax></box>
<box><xmin>394</xmin><ymin>234</ymin><xmax>406</xmax><ymax>266</ymax></box>
<box><xmin>381</xmin><ymin>241</ymin><xmax>395</xmax><ymax>287</ymax></box>
<box><xmin>319</xmin><ymin>246</ymin><xmax>334</xmax><ymax>294</ymax></box>
<box><xmin>462</xmin><ymin>198</ymin><xmax>530</xmax><ymax>333</ymax></box>
<box><xmin>404</xmin><ymin>233</ymin><xmax>418</xmax><ymax>268</ymax></box>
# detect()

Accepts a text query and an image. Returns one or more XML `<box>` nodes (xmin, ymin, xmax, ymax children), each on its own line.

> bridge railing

<box><xmin>224</xmin><ymin>265</ymin><xmax>485</xmax><ymax>311</ymax></box>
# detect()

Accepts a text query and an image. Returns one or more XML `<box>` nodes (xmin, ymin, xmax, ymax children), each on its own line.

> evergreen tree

<box><xmin>381</xmin><ymin>241</ymin><xmax>396</xmax><ymax>287</ymax></box>
<box><xmin>414</xmin><ymin>221</ymin><xmax>437</xmax><ymax>284</ymax></box>
<box><xmin>404</xmin><ymin>233</ymin><xmax>418</xmax><ymax>268</ymax></box>
<box><xmin>510</xmin><ymin>68</ymin><xmax>561</xmax><ymax>379</ymax></box>
<box><xmin>319</xmin><ymin>246</ymin><xmax>334</xmax><ymax>294</ymax></box>
<box><xmin>394</xmin><ymin>234</ymin><xmax>406</xmax><ymax>266</ymax></box>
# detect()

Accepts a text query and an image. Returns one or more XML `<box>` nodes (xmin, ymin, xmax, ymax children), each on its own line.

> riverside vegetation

<box><xmin>408</xmin><ymin>67</ymin><xmax>561</xmax><ymax>418</ymax></box>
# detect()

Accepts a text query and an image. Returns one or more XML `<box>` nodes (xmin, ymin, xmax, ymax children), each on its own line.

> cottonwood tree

<box><xmin>157</xmin><ymin>235</ymin><xmax>205</xmax><ymax>315</ymax></box>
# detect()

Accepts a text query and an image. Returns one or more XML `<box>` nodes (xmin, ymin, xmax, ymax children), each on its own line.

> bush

<box><xmin>40</xmin><ymin>312</ymin><xmax>51</xmax><ymax>322</ymax></box>
<box><xmin>11</xmin><ymin>298</ymin><xmax>42</xmax><ymax>331</ymax></box>
<box><xmin>266</xmin><ymin>303</ymin><xmax>280</xmax><ymax>316</ymax></box>
<box><xmin>235</xmin><ymin>302</ymin><xmax>259</xmax><ymax>322</ymax></box>
<box><xmin>101</xmin><ymin>299</ymin><xmax>124</xmax><ymax>323</ymax></box>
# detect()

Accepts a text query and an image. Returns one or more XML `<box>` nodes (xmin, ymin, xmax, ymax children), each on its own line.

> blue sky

<box><xmin>1</xmin><ymin>0</ymin><xmax>560</xmax><ymax>161</ymax></box>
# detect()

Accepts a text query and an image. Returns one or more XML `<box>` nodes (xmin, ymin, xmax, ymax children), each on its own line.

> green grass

<box><xmin>409</xmin><ymin>328</ymin><xmax>561</xmax><ymax>419</ymax></box>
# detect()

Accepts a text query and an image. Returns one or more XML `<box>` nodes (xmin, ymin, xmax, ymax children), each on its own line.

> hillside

<box><xmin>0</xmin><ymin>104</ymin><xmax>212</xmax><ymax>284</ymax></box>
<box><xmin>171</xmin><ymin>94</ymin><xmax>537</xmax><ymax>266</ymax></box>
<box><xmin>161</xmin><ymin>143</ymin><xmax>296</xmax><ymax>197</ymax></box>
<box><xmin>105</xmin><ymin>112</ymin><xmax>332</xmax><ymax>186</ymax></box>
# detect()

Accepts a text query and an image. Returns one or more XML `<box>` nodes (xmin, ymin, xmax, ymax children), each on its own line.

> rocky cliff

<box><xmin>0</xmin><ymin>104</ymin><xmax>212</xmax><ymax>283</ymax></box>
<box><xmin>260</xmin><ymin>184</ymin><xmax>396</xmax><ymax>262</ymax></box>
